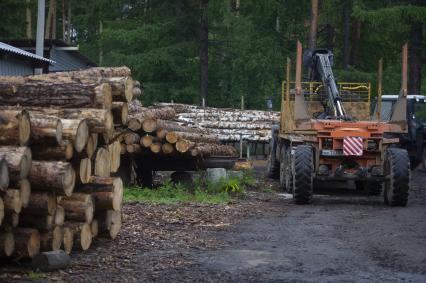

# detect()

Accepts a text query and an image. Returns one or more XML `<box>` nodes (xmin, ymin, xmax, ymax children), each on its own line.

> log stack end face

<box><xmin>19</xmin><ymin>110</ymin><xmax>31</xmax><ymax>146</ymax></box>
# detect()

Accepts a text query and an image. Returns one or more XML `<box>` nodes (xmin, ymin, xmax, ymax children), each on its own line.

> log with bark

<box><xmin>61</xmin><ymin>118</ymin><xmax>89</xmax><ymax>153</ymax></box>
<box><xmin>190</xmin><ymin>143</ymin><xmax>238</xmax><ymax>157</ymax></box>
<box><xmin>168</xmin><ymin>131</ymin><xmax>219</xmax><ymax>144</ymax></box>
<box><xmin>0</xmin><ymin>110</ymin><xmax>31</xmax><ymax>146</ymax></box>
<box><xmin>2</xmin><ymin>189</ymin><xmax>22</xmax><ymax>214</ymax></box>
<box><xmin>0</xmin><ymin>79</ymin><xmax>112</xmax><ymax>109</ymax></box>
<box><xmin>96</xmin><ymin>210</ymin><xmax>121</xmax><ymax>239</ymax></box>
<box><xmin>75</xmin><ymin>177</ymin><xmax>123</xmax><ymax>211</ymax></box>
<box><xmin>39</xmin><ymin>226</ymin><xmax>63</xmax><ymax>252</ymax></box>
<box><xmin>22</xmin><ymin>192</ymin><xmax>57</xmax><ymax>216</ymax></box>
<box><xmin>36</xmin><ymin>108</ymin><xmax>114</xmax><ymax>136</ymax></box>
<box><xmin>0</xmin><ymin>146</ymin><xmax>32</xmax><ymax>185</ymax></box>
<box><xmin>19</xmin><ymin>214</ymin><xmax>54</xmax><ymax>231</ymax></box>
<box><xmin>0</xmin><ymin>231</ymin><xmax>14</xmax><ymax>257</ymax></box>
<box><xmin>64</xmin><ymin>222</ymin><xmax>92</xmax><ymax>251</ymax></box>
<box><xmin>13</xmin><ymin>228</ymin><xmax>40</xmax><ymax>258</ymax></box>
<box><xmin>74</xmin><ymin>158</ymin><xmax>91</xmax><ymax>185</ymax></box>
<box><xmin>29</xmin><ymin>161</ymin><xmax>75</xmax><ymax>196</ymax></box>
<box><xmin>29</xmin><ymin>66</ymin><xmax>132</xmax><ymax>79</ymax></box>
<box><xmin>0</xmin><ymin>158</ymin><xmax>9</xmax><ymax>191</ymax></box>
<box><xmin>29</xmin><ymin>112</ymin><xmax>63</xmax><ymax>145</ymax></box>
<box><xmin>143</xmin><ymin>119</ymin><xmax>204</xmax><ymax>134</ymax></box>
<box><xmin>175</xmin><ymin>140</ymin><xmax>195</xmax><ymax>154</ymax></box>
<box><xmin>32</xmin><ymin>141</ymin><xmax>74</xmax><ymax>161</ymax></box>
<box><xmin>59</xmin><ymin>193</ymin><xmax>94</xmax><ymax>223</ymax></box>
<box><xmin>31</xmin><ymin>250</ymin><xmax>70</xmax><ymax>271</ymax></box>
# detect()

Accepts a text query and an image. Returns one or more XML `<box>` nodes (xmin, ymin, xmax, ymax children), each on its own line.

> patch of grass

<box><xmin>124</xmin><ymin>169</ymin><xmax>255</xmax><ymax>204</ymax></box>
<box><xmin>26</xmin><ymin>271</ymin><xmax>46</xmax><ymax>280</ymax></box>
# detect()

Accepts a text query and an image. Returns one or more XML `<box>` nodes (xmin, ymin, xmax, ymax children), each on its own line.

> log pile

<box><xmin>0</xmin><ymin>67</ymin><xmax>130</xmax><ymax>260</ymax></box>
<box><xmin>154</xmin><ymin>103</ymin><xmax>280</xmax><ymax>142</ymax></box>
<box><xmin>124</xmin><ymin>99</ymin><xmax>237</xmax><ymax>158</ymax></box>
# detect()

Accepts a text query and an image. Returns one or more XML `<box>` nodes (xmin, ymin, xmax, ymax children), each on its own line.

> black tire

<box><xmin>279</xmin><ymin>145</ymin><xmax>293</xmax><ymax>192</ymax></box>
<box><xmin>266</xmin><ymin>128</ymin><xmax>280</xmax><ymax>179</ymax></box>
<box><xmin>383</xmin><ymin>148</ymin><xmax>410</xmax><ymax>206</ymax></box>
<box><xmin>292</xmin><ymin>145</ymin><xmax>314</xmax><ymax>204</ymax></box>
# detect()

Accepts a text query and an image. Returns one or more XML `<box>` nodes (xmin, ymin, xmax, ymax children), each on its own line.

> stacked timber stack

<box><xmin>125</xmin><ymin>99</ymin><xmax>237</xmax><ymax>158</ymax></box>
<box><xmin>154</xmin><ymin>103</ymin><xmax>280</xmax><ymax>143</ymax></box>
<box><xmin>0</xmin><ymin>67</ymin><xmax>129</xmax><ymax>260</ymax></box>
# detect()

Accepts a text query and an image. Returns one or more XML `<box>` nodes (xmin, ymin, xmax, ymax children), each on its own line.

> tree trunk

<box><xmin>342</xmin><ymin>0</ymin><xmax>351</xmax><ymax>69</ymax></box>
<box><xmin>75</xmin><ymin>177</ymin><xmax>123</xmax><ymax>211</ymax></box>
<box><xmin>350</xmin><ymin>19</ymin><xmax>361</xmax><ymax>66</ymax></box>
<box><xmin>167</xmin><ymin>131</ymin><xmax>219</xmax><ymax>144</ymax></box>
<box><xmin>31</xmin><ymin>67</ymin><xmax>132</xmax><ymax>79</ymax></box>
<box><xmin>308</xmin><ymin>0</ymin><xmax>319</xmax><ymax>51</ymax></box>
<box><xmin>0</xmin><ymin>110</ymin><xmax>31</xmax><ymax>146</ymax></box>
<box><xmin>29</xmin><ymin>161</ymin><xmax>75</xmax><ymax>196</ymax></box>
<box><xmin>0</xmin><ymin>79</ymin><xmax>112</xmax><ymax>109</ymax></box>
<box><xmin>0</xmin><ymin>231</ymin><xmax>15</xmax><ymax>257</ymax></box>
<box><xmin>409</xmin><ymin>21</ymin><xmax>423</xmax><ymax>94</ymax></box>
<box><xmin>62</xmin><ymin>0</ymin><xmax>66</xmax><ymax>41</ymax></box>
<box><xmin>200</xmin><ymin>0</ymin><xmax>209</xmax><ymax>105</ymax></box>
<box><xmin>22</xmin><ymin>192</ymin><xmax>57</xmax><ymax>216</ymax></box>
<box><xmin>0</xmin><ymin>146</ymin><xmax>32</xmax><ymax>184</ymax></box>
<box><xmin>2</xmin><ymin>189</ymin><xmax>22</xmax><ymax>214</ymax></box>
<box><xmin>59</xmin><ymin>193</ymin><xmax>94</xmax><ymax>223</ymax></box>
<box><xmin>13</xmin><ymin>228</ymin><xmax>40</xmax><ymax>258</ymax></box>
<box><xmin>26</xmin><ymin>0</ymin><xmax>32</xmax><ymax>39</ymax></box>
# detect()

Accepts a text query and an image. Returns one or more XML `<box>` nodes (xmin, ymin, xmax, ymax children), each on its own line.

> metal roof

<box><xmin>0</xmin><ymin>41</ymin><xmax>55</xmax><ymax>64</ymax></box>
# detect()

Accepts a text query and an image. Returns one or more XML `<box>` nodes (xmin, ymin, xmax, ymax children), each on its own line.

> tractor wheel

<box><xmin>266</xmin><ymin>132</ymin><xmax>280</xmax><ymax>179</ymax></box>
<box><xmin>279</xmin><ymin>146</ymin><xmax>293</xmax><ymax>193</ymax></box>
<box><xmin>292</xmin><ymin>145</ymin><xmax>314</xmax><ymax>204</ymax></box>
<box><xmin>383</xmin><ymin>148</ymin><xmax>410</xmax><ymax>206</ymax></box>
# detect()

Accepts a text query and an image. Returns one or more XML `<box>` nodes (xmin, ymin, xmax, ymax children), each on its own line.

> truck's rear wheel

<box><xmin>384</xmin><ymin>148</ymin><xmax>410</xmax><ymax>206</ymax></box>
<box><xmin>279</xmin><ymin>146</ymin><xmax>293</xmax><ymax>193</ymax></box>
<box><xmin>266</xmin><ymin>129</ymin><xmax>280</xmax><ymax>179</ymax></box>
<box><xmin>292</xmin><ymin>145</ymin><xmax>313</xmax><ymax>204</ymax></box>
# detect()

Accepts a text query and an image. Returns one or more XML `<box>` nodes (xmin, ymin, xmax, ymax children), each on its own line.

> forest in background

<box><xmin>0</xmin><ymin>0</ymin><xmax>425</xmax><ymax>110</ymax></box>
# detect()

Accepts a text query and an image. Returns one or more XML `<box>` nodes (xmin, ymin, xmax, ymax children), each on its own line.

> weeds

<box><xmin>124</xmin><ymin>169</ymin><xmax>255</xmax><ymax>204</ymax></box>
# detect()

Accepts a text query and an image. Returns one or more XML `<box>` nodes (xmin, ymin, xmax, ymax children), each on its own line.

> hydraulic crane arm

<box><xmin>307</xmin><ymin>49</ymin><xmax>349</xmax><ymax>120</ymax></box>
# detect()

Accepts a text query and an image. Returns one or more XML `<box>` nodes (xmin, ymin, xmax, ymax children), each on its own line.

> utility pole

<box><xmin>35</xmin><ymin>0</ymin><xmax>46</xmax><ymax>75</ymax></box>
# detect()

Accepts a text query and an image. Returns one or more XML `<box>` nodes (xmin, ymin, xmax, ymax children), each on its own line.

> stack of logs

<box><xmin>154</xmin><ymin>103</ymin><xmax>280</xmax><ymax>142</ymax></box>
<box><xmin>0</xmin><ymin>67</ymin><xmax>131</xmax><ymax>259</ymax></box>
<box><xmin>124</xmin><ymin>99</ymin><xmax>238</xmax><ymax>158</ymax></box>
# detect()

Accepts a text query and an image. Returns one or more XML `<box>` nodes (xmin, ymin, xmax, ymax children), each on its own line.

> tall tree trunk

<box><xmin>45</xmin><ymin>0</ymin><xmax>54</xmax><ymax>39</ymax></box>
<box><xmin>26</xmin><ymin>0</ymin><xmax>32</xmax><ymax>39</ymax></box>
<box><xmin>342</xmin><ymin>0</ymin><xmax>351</xmax><ymax>69</ymax></box>
<box><xmin>308</xmin><ymin>0</ymin><xmax>319</xmax><ymax>51</ymax></box>
<box><xmin>52</xmin><ymin>0</ymin><xmax>57</xmax><ymax>39</ymax></box>
<box><xmin>99</xmin><ymin>21</ymin><xmax>103</xmax><ymax>66</ymax></box>
<box><xmin>62</xmin><ymin>0</ymin><xmax>66</xmax><ymax>41</ymax></box>
<box><xmin>408</xmin><ymin>22</ymin><xmax>423</xmax><ymax>95</ymax></box>
<box><xmin>349</xmin><ymin>19</ymin><xmax>361</xmax><ymax>66</ymax></box>
<box><xmin>67</xmin><ymin>0</ymin><xmax>71</xmax><ymax>43</ymax></box>
<box><xmin>200</xmin><ymin>0</ymin><xmax>209</xmax><ymax>106</ymax></box>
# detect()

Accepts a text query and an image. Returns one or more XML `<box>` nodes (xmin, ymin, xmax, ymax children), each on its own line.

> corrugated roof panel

<box><xmin>0</xmin><ymin>41</ymin><xmax>55</xmax><ymax>64</ymax></box>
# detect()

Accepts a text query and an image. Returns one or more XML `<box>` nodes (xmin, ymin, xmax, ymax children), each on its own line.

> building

<box><xmin>0</xmin><ymin>41</ymin><xmax>54</xmax><ymax>76</ymax></box>
<box><xmin>2</xmin><ymin>39</ymin><xmax>97</xmax><ymax>73</ymax></box>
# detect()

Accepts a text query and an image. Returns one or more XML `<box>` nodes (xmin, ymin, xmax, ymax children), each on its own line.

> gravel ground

<box><xmin>1</xmin><ymin>169</ymin><xmax>425</xmax><ymax>282</ymax></box>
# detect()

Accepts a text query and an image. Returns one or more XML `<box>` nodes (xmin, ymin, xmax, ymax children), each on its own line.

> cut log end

<box><xmin>19</xmin><ymin>110</ymin><xmax>31</xmax><ymax>146</ymax></box>
<box><xmin>0</xmin><ymin>231</ymin><xmax>15</xmax><ymax>257</ymax></box>
<box><xmin>142</xmin><ymin>118</ymin><xmax>157</xmax><ymax>133</ymax></box>
<box><xmin>15</xmin><ymin>228</ymin><xmax>40</xmax><ymax>258</ymax></box>
<box><xmin>75</xmin><ymin>120</ymin><xmax>89</xmax><ymax>153</ymax></box>
<box><xmin>62</xmin><ymin>164</ymin><xmax>76</xmax><ymax>197</ymax></box>
<box><xmin>91</xmin><ymin>219</ymin><xmax>99</xmax><ymax>238</ymax></box>
<box><xmin>79</xmin><ymin>158</ymin><xmax>92</xmax><ymax>184</ymax></box>
<box><xmin>62</xmin><ymin>227</ymin><xmax>73</xmax><ymax>254</ymax></box>
<box><xmin>0</xmin><ymin>158</ymin><xmax>10</xmax><ymax>191</ymax></box>
<box><xmin>140</xmin><ymin>135</ymin><xmax>153</xmax><ymax>148</ymax></box>
<box><xmin>19</xmin><ymin>179</ymin><xmax>31</xmax><ymax>208</ymax></box>
<box><xmin>20</xmin><ymin>147</ymin><xmax>33</xmax><ymax>180</ymax></box>
<box><xmin>162</xmin><ymin>143</ymin><xmax>174</xmax><ymax>154</ymax></box>
<box><xmin>150</xmin><ymin>143</ymin><xmax>161</xmax><ymax>154</ymax></box>
<box><xmin>95</xmin><ymin>148</ymin><xmax>111</xmax><ymax>177</ymax></box>
<box><xmin>124</xmin><ymin>77</ymin><xmax>134</xmax><ymax>102</ymax></box>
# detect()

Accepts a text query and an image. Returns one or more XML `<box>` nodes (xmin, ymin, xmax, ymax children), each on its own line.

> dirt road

<box><xmin>1</xmin><ymin>170</ymin><xmax>425</xmax><ymax>282</ymax></box>
<box><xmin>189</xmin><ymin>173</ymin><xmax>426</xmax><ymax>282</ymax></box>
